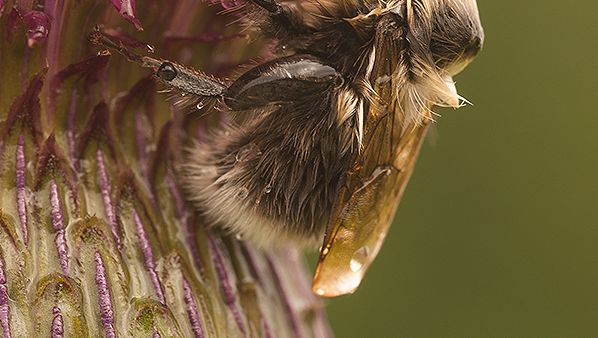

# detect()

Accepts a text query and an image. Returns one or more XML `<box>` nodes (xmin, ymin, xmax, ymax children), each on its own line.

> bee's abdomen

<box><xmin>183</xmin><ymin>89</ymin><xmax>356</xmax><ymax>248</ymax></box>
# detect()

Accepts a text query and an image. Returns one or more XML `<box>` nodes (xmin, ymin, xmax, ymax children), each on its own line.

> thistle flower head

<box><xmin>0</xmin><ymin>0</ymin><xmax>331</xmax><ymax>336</ymax></box>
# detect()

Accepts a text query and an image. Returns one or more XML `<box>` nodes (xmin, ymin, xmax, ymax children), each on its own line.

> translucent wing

<box><xmin>312</xmin><ymin>119</ymin><xmax>429</xmax><ymax>297</ymax></box>
<box><xmin>312</xmin><ymin>32</ymin><xmax>433</xmax><ymax>296</ymax></box>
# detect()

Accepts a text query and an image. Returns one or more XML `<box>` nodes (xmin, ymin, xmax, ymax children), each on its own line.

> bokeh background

<box><xmin>325</xmin><ymin>1</ymin><xmax>598</xmax><ymax>337</ymax></box>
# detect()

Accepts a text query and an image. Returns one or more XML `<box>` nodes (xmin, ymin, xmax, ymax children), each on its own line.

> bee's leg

<box><xmin>247</xmin><ymin>0</ymin><xmax>310</xmax><ymax>35</ymax></box>
<box><xmin>249</xmin><ymin>0</ymin><xmax>283</xmax><ymax>15</ymax></box>
<box><xmin>152</xmin><ymin>61</ymin><xmax>225</xmax><ymax>98</ymax></box>
<box><xmin>91</xmin><ymin>29</ymin><xmax>226</xmax><ymax>99</ymax></box>
<box><xmin>223</xmin><ymin>55</ymin><xmax>343</xmax><ymax>110</ymax></box>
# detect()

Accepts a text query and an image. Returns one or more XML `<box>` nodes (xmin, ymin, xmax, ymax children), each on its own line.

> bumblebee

<box><xmin>92</xmin><ymin>0</ymin><xmax>483</xmax><ymax>297</ymax></box>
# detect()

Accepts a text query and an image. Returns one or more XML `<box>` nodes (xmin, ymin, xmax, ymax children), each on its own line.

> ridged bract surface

<box><xmin>0</xmin><ymin>0</ymin><xmax>331</xmax><ymax>337</ymax></box>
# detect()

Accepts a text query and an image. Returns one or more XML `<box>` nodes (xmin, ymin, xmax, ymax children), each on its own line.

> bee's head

<box><xmin>427</xmin><ymin>0</ymin><xmax>484</xmax><ymax>75</ymax></box>
<box><xmin>383</xmin><ymin>0</ymin><xmax>484</xmax><ymax>73</ymax></box>
<box><xmin>373</xmin><ymin>0</ymin><xmax>483</xmax><ymax>125</ymax></box>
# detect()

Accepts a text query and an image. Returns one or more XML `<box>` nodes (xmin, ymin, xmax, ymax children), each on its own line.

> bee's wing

<box><xmin>312</xmin><ymin>27</ymin><xmax>434</xmax><ymax>294</ymax></box>
<box><xmin>312</xmin><ymin>118</ymin><xmax>429</xmax><ymax>297</ymax></box>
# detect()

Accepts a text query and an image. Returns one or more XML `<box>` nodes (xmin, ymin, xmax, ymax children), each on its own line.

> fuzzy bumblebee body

<box><xmin>92</xmin><ymin>0</ymin><xmax>483</xmax><ymax>297</ymax></box>
<box><xmin>184</xmin><ymin>0</ymin><xmax>483</xmax><ymax>248</ymax></box>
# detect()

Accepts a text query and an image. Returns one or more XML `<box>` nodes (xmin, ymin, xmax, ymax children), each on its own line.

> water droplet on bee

<box><xmin>235</xmin><ymin>233</ymin><xmax>244</xmax><ymax>241</ymax></box>
<box><xmin>146</xmin><ymin>44</ymin><xmax>155</xmax><ymax>53</ymax></box>
<box><xmin>196</xmin><ymin>102</ymin><xmax>204</xmax><ymax>110</ymax></box>
<box><xmin>350</xmin><ymin>246</ymin><xmax>370</xmax><ymax>272</ymax></box>
<box><xmin>237</xmin><ymin>188</ymin><xmax>249</xmax><ymax>200</ymax></box>
<box><xmin>264</xmin><ymin>184</ymin><xmax>272</xmax><ymax>194</ymax></box>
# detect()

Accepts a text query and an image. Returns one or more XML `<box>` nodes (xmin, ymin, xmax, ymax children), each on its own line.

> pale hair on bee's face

<box><xmin>384</xmin><ymin>0</ymin><xmax>484</xmax><ymax>126</ymax></box>
<box><xmin>303</xmin><ymin>0</ymin><xmax>483</xmax><ymax>126</ymax></box>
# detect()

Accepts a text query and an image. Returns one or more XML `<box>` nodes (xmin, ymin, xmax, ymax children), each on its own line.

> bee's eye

<box><xmin>464</xmin><ymin>36</ymin><xmax>483</xmax><ymax>58</ymax></box>
<box><xmin>157</xmin><ymin>62</ymin><xmax>177</xmax><ymax>81</ymax></box>
<box><xmin>429</xmin><ymin>7</ymin><xmax>484</xmax><ymax>75</ymax></box>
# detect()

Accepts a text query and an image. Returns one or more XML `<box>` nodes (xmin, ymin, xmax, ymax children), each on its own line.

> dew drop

<box><xmin>235</xmin><ymin>233</ymin><xmax>244</xmax><ymax>241</ymax></box>
<box><xmin>264</xmin><ymin>184</ymin><xmax>272</xmax><ymax>194</ymax></box>
<box><xmin>349</xmin><ymin>246</ymin><xmax>370</xmax><ymax>272</ymax></box>
<box><xmin>146</xmin><ymin>44</ymin><xmax>155</xmax><ymax>53</ymax></box>
<box><xmin>196</xmin><ymin>102</ymin><xmax>204</xmax><ymax>110</ymax></box>
<box><xmin>237</xmin><ymin>188</ymin><xmax>249</xmax><ymax>200</ymax></box>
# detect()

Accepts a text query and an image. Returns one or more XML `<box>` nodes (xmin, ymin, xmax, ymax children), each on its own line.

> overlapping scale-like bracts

<box><xmin>0</xmin><ymin>0</ymin><xmax>332</xmax><ymax>337</ymax></box>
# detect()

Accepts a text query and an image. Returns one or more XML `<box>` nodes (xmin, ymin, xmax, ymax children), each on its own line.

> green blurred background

<box><xmin>325</xmin><ymin>1</ymin><xmax>598</xmax><ymax>337</ymax></box>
